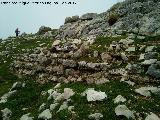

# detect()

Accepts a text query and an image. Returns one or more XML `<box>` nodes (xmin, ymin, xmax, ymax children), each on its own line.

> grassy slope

<box><xmin>0</xmin><ymin>35</ymin><xmax>160</xmax><ymax>120</ymax></box>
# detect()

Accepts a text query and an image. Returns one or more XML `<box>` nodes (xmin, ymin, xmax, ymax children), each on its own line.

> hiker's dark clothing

<box><xmin>15</xmin><ymin>28</ymin><xmax>20</xmax><ymax>37</ymax></box>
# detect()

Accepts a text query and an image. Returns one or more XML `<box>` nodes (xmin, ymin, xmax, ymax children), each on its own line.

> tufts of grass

<box><xmin>89</xmin><ymin>35</ymin><xmax>127</xmax><ymax>53</ymax></box>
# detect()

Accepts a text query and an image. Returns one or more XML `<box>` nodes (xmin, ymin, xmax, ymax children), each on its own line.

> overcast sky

<box><xmin>0</xmin><ymin>0</ymin><xmax>122</xmax><ymax>39</ymax></box>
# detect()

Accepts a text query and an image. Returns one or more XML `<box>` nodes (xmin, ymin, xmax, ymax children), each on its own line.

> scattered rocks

<box><xmin>145</xmin><ymin>46</ymin><xmax>155</xmax><ymax>52</ymax></box>
<box><xmin>141</xmin><ymin>59</ymin><xmax>157</xmax><ymax>65</ymax></box>
<box><xmin>101</xmin><ymin>52</ymin><xmax>112</xmax><ymax>63</ymax></box>
<box><xmin>145</xmin><ymin>112</ymin><xmax>160</xmax><ymax>120</ymax></box>
<box><xmin>146</xmin><ymin>64</ymin><xmax>160</xmax><ymax>78</ymax></box>
<box><xmin>63</xmin><ymin>88</ymin><xmax>75</xmax><ymax>100</ymax></box>
<box><xmin>50</xmin><ymin>103</ymin><xmax>59</xmax><ymax>111</ymax></box>
<box><xmin>0</xmin><ymin>90</ymin><xmax>17</xmax><ymax>103</ymax></box>
<box><xmin>52</xmin><ymin>40</ymin><xmax>61</xmax><ymax>47</ymax></box>
<box><xmin>10</xmin><ymin>82</ymin><xmax>23</xmax><ymax>91</ymax></box>
<box><xmin>135</xmin><ymin>87</ymin><xmax>160</xmax><ymax>97</ymax></box>
<box><xmin>115</xmin><ymin>105</ymin><xmax>135</xmax><ymax>119</ymax></box>
<box><xmin>39</xmin><ymin>103</ymin><xmax>46</xmax><ymax>112</ymax></box>
<box><xmin>20</xmin><ymin>113</ymin><xmax>34</xmax><ymax>120</ymax></box>
<box><xmin>57</xmin><ymin>102</ymin><xmax>68</xmax><ymax>112</ymax></box>
<box><xmin>1</xmin><ymin>108</ymin><xmax>12</xmax><ymax>120</ymax></box>
<box><xmin>83</xmin><ymin>88</ymin><xmax>107</xmax><ymax>102</ymax></box>
<box><xmin>114</xmin><ymin>95</ymin><xmax>126</xmax><ymax>104</ymax></box>
<box><xmin>88</xmin><ymin>113</ymin><xmax>103</xmax><ymax>120</ymax></box>
<box><xmin>125</xmin><ymin>47</ymin><xmax>136</xmax><ymax>52</ymax></box>
<box><xmin>38</xmin><ymin>109</ymin><xmax>52</xmax><ymax>120</ymax></box>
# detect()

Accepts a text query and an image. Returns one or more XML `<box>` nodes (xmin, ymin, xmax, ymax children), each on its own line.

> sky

<box><xmin>0</xmin><ymin>0</ymin><xmax>122</xmax><ymax>39</ymax></box>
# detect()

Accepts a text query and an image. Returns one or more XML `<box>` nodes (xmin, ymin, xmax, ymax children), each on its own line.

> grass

<box><xmin>89</xmin><ymin>35</ymin><xmax>127</xmax><ymax>53</ymax></box>
<box><xmin>0</xmin><ymin>35</ymin><xmax>160</xmax><ymax>119</ymax></box>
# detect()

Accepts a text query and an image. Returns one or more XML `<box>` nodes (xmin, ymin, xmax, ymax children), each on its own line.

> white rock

<box><xmin>83</xmin><ymin>88</ymin><xmax>107</xmax><ymax>102</ymax></box>
<box><xmin>95</xmin><ymin>78</ymin><xmax>109</xmax><ymax>85</ymax></box>
<box><xmin>145</xmin><ymin>46</ymin><xmax>155</xmax><ymax>52</ymax></box>
<box><xmin>145</xmin><ymin>112</ymin><xmax>160</xmax><ymax>120</ymax></box>
<box><xmin>141</xmin><ymin>59</ymin><xmax>157</xmax><ymax>65</ymax></box>
<box><xmin>63</xmin><ymin>88</ymin><xmax>75</xmax><ymax>100</ymax></box>
<box><xmin>52</xmin><ymin>40</ymin><xmax>61</xmax><ymax>46</ymax></box>
<box><xmin>68</xmin><ymin>106</ymin><xmax>74</xmax><ymax>112</ymax></box>
<box><xmin>139</xmin><ymin>54</ymin><xmax>145</xmax><ymax>60</ymax></box>
<box><xmin>114</xmin><ymin>95</ymin><xmax>126</xmax><ymax>104</ymax></box>
<box><xmin>1</xmin><ymin>108</ymin><xmax>12</xmax><ymax>120</ymax></box>
<box><xmin>57</xmin><ymin>102</ymin><xmax>68</xmax><ymax>112</ymax></box>
<box><xmin>20</xmin><ymin>113</ymin><xmax>33</xmax><ymax>120</ymax></box>
<box><xmin>10</xmin><ymin>82</ymin><xmax>22</xmax><ymax>91</ymax></box>
<box><xmin>124</xmin><ymin>80</ymin><xmax>135</xmax><ymax>86</ymax></box>
<box><xmin>50</xmin><ymin>103</ymin><xmax>59</xmax><ymax>111</ymax></box>
<box><xmin>54</xmin><ymin>83</ymin><xmax>61</xmax><ymax>89</ymax></box>
<box><xmin>119</xmin><ymin>38</ymin><xmax>134</xmax><ymax>46</ymax></box>
<box><xmin>115</xmin><ymin>105</ymin><xmax>135</xmax><ymax>119</ymax></box>
<box><xmin>135</xmin><ymin>87</ymin><xmax>160</xmax><ymax>97</ymax></box>
<box><xmin>38</xmin><ymin>109</ymin><xmax>52</xmax><ymax>120</ymax></box>
<box><xmin>47</xmin><ymin>91</ymin><xmax>62</xmax><ymax>101</ymax></box>
<box><xmin>121</xmin><ymin>53</ymin><xmax>128</xmax><ymax>61</ymax></box>
<box><xmin>39</xmin><ymin>103</ymin><xmax>46</xmax><ymax>112</ymax></box>
<box><xmin>47</xmin><ymin>89</ymin><xmax>54</xmax><ymax>95</ymax></box>
<box><xmin>88</xmin><ymin>113</ymin><xmax>103</xmax><ymax>120</ymax></box>
<box><xmin>125</xmin><ymin>47</ymin><xmax>136</xmax><ymax>52</ymax></box>
<box><xmin>0</xmin><ymin>90</ymin><xmax>17</xmax><ymax>103</ymax></box>
<box><xmin>72</xmin><ymin>39</ymin><xmax>81</xmax><ymax>44</ymax></box>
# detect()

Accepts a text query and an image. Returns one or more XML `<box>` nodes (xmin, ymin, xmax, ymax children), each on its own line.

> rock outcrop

<box><xmin>56</xmin><ymin>0</ymin><xmax>160</xmax><ymax>39</ymax></box>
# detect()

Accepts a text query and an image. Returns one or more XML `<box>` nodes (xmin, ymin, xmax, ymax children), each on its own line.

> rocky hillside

<box><xmin>56</xmin><ymin>0</ymin><xmax>160</xmax><ymax>39</ymax></box>
<box><xmin>0</xmin><ymin>0</ymin><xmax>160</xmax><ymax>120</ymax></box>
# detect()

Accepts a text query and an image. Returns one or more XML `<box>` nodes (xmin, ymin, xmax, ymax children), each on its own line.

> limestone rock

<box><xmin>145</xmin><ymin>46</ymin><xmax>155</xmax><ymax>52</ymax></box>
<box><xmin>125</xmin><ymin>47</ymin><xmax>136</xmax><ymax>52</ymax></box>
<box><xmin>83</xmin><ymin>88</ymin><xmax>107</xmax><ymax>102</ymax></box>
<box><xmin>38</xmin><ymin>109</ymin><xmax>52</xmax><ymax>120</ymax></box>
<box><xmin>135</xmin><ymin>87</ymin><xmax>160</xmax><ymax>97</ymax></box>
<box><xmin>88</xmin><ymin>113</ymin><xmax>103</xmax><ymax>120</ymax></box>
<box><xmin>146</xmin><ymin>64</ymin><xmax>160</xmax><ymax>78</ymax></box>
<box><xmin>20</xmin><ymin>113</ymin><xmax>33</xmax><ymax>120</ymax></box>
<box><xmin>39</xmin><ymin>103</ymin><xmax>46</xmax><ymax>112</ymax></box>
<box><xmin>63</xmin><ymin>88</ymin><xmax>75</xmax><ymax>100</ymax></box>
<box><xmin>101</xmin><ymin>53</ymin><xmax>112</xmax><ymax>63</ymax></box>
<box><xmin>114</xmin><ymin>95</ymin><xmax>126</xmax><ymax>104</ymax></box>
<box><xmin>57</xmin><ymin>102</ymin><xmax>68</xmax><ymax>112</ymax></box>
<box><xmin>52</xmin><ymin>40</ymin><xmax>61</xmax><ymax>47</ymax></box>
<box><xmin>145</xmin><ymin>112</ymin><xmax>160</xmax><ymax>120</ymax></box>
<box><xmin>50</xmin><ymin>103</ymin><xmax>59</xmax><ymax>111</ymax></box>
<box><xmin>141</xmin><ymin>59</ymin><xmax>157</xmax><ymax>65</ymax></box>
<box><xmin>115</xmin><ymin>105</ymin><xmax>135</xmax><ymax>119</ymax></box>
<box><xmin>1</xmin><ymin>108</ymin><xmax>12</xmax><ymax>120</ymax></box>
<box><xmin>0</xmin><ymin>90</ymin><xmax>17</xmax><ymax>103</ymax></box>
<box><xmin>10</xmin><ymin>82</ymin><xmax>23</xmax><ymax>91</ymax></box>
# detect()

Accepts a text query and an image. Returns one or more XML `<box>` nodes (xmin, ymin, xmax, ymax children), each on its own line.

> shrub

<box><xmin>108</xmin><ymin>14</ymin><xmax>119</xmax><ymax>26</ymax></box>
<box><xmin>37</xmin><ymin>26</ymin><xmax>52</xmax><ymax>35</ymax></box>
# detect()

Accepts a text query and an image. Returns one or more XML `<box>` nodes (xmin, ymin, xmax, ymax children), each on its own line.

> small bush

<box><xmin>108</xmin><ymin>14</ymin><xmax>119</xmax><ymax>26</ymax></box>
<box><xmin>37</xmin><ymin>26</ymin><xmax>52</xmax><ymax>35</ymax></box>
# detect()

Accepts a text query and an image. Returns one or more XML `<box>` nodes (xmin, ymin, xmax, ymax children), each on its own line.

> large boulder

<box><xmin>82</xmin><ymin>88</ymin><xmax>107</xmax><ymax>102</ymax></box>
<box><xmin>115</xmin><ymin>105</ymin><xmax>135</xmax><ymax>119</ymax></box>
<box><xmin>80</xmin><ymin>13</ymin><xmax>98</xmax><ymax>21</ymax></box>
<box><xmin>146</xmin><ymin>64</ymin><xmax>160</xmax><ymax>78</ymax></box>
<box><xmin>64</xmin><ymin>16</ymin><xmax>80</xmax><ymax>24</ymax></box>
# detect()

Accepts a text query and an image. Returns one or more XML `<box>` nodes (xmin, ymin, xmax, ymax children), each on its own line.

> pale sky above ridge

<box><xmin>0</xmin><ymin>0</ymin><xmax>123</xmax><ymax>39</ymax></box>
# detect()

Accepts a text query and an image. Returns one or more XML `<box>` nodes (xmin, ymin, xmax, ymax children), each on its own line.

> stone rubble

<box><xmin>88</xmin><ymin>113</ymin><xmax>103</xmax><ymax>120</ymax></box>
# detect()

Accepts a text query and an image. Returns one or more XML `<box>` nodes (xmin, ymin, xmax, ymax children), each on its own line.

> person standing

<box><xmin>15</xmin><ymin>28</ymin><xmax>20</xmax><ymax>37</ymax></box>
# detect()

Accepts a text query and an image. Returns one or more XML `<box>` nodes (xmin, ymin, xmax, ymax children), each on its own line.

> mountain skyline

<box><xmin>0</xmin><ymin>0</ymin><xmax>121</xmax><ymax>39</ymax></box>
